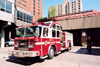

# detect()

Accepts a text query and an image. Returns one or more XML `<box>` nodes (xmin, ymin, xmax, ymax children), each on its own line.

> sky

<box><xmin>42</xmin><ymin>0</ymin><xmax>100</xmax><ymax>17</ymax></box>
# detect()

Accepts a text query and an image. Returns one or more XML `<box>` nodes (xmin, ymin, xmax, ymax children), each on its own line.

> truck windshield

<box><xmin>16</xmin><ymin>28</ymin><xmax>25</xmax><ymax>37</ymax></box>
<box><xmin>16</xmin><ymin>26</ymin><xmax>41</xmax><ymax>37</ymax></box>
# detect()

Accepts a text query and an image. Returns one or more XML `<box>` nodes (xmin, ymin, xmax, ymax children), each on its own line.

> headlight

<box><xmin>14</xmin><ymin>41</ymin><xmax>18</xmax><ymax>45</ymax></box>
<box><xmin>28</xmin><ymin>41</ymin><xmax>34</xmax><ymax>48</ymax></box>
<box><xmin>14</xmin><ymin>41</ymin><xmax>18</xmax><ymax>47</ymax></box>
<box><xmin>14</xmin><ymin>45</ymin><xmax>18</xmax><ymax>47</ymax></box>
<box><xmin>28</xmin><ymin>45</ymin><xmax>34</xmax><ymax>48</ymax></box>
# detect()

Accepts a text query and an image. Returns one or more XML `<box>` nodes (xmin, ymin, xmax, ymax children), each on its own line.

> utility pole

<box><xmin>14</xmin><ymin>0</ymin><xmax>17</xmax><ymax>25</ymax></box>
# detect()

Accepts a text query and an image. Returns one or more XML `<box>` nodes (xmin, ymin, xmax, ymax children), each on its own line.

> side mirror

<box><xmin>35</xmin><ymin>27</ymin><xmax>39</xmax><ymax>37</ymax></box>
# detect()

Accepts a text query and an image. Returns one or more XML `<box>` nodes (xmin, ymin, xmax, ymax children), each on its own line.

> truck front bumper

<box><xmin>8</xmin><ymin>50</ymin><xmax>39</xmax><ymax>57</ymax></box>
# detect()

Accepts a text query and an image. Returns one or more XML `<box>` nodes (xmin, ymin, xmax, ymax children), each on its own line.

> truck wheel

<box><xmin>48</xmin><ymin>46</ymin><xmax>54</xmax><ymax>59</ymax></box>
<box><xmin>5</xmin><ymin>43</ymin><xmax>9</xmax><ymax>47</ymax></box>
<box><xmin>54</xmin><ymin>51</ymin><xmax>57</xmax><ymax>56</ymax></box>
<box><xmin>67</xmin><ymin>43</ymin><xmax>71</xmax><ymax>51</ymax></box>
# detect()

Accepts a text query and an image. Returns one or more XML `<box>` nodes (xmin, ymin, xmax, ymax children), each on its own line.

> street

<box><xmin>0</xmin><ymin>46</ymin><xmax>100</xmax><ymax>67</ymax></box>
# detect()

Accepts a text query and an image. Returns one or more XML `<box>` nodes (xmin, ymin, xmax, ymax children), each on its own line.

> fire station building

<box><xmin>49</xmin><ymin>10</ymin><xmax>100</xmax><ymax>46</ymax></box>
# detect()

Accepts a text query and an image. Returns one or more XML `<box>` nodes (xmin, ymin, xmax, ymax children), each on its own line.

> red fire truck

<box><xmin>8</xmin><ymin>21</ymin><xmax>73</xmax><ymax>59</ymax></box>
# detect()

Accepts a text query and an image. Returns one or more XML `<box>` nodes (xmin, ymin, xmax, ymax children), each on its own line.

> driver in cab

<box><xmin>44</xmin><ymin>28</ymin><xmax>48</xmax><ymax>37</ymax></box>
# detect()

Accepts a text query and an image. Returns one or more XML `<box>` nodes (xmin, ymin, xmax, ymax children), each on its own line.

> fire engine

<box><xmin>8</xmin><ymin>21</ymin><xmax>73</xmax><ymax>59</ymax></box>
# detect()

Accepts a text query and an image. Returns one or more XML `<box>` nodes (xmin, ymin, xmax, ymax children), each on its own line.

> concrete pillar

<box><xmin>1</xmin><ymin>28</ymin><xmax>5</xmax><ymax>48</ymax></box>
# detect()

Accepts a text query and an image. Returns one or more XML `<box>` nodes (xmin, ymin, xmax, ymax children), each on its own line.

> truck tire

<box><xmin>67</xmin><ymin>43</ymin><xmax>71</xmax><ymax>51</ymax></box>
<box><xmin>48</xmin><ymin>46</ymin><xmax>54</xmax><ymax>59</ymax></box>
<box><xmin>54</xmin><ymin>51</ymin><xmax>57</xmax><ymax>56</ymax></box>
<box><xmin>5</xmin><ymin>43</ymin><xmax>9</xmax><ymax>47</ymax></box>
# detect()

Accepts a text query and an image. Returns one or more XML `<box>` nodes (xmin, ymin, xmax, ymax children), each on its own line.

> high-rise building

<box><xmin>49</xmin><ymin>0</ymin><xmax>82</xmax><ymax>16</ymax></box>
<box><xmin>33</xmin><ymin>0</ymin><xmax>42</xmax><ymax>22</ymax></box>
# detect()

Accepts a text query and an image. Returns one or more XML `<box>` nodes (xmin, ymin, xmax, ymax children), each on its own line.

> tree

<box><xmin>48</xmin><ymin>6</ymin><xmax>57</xmax><ymax>18</ymax></box>
<box><xmin>37</xmin><ymin>17</ymin><xmax>49</xmax><ymax>22</ymax></box>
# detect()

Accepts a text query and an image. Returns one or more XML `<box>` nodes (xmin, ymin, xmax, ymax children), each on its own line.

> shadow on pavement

<box><xmin>6</xmin><ymin>56</ymin><xmax>44</xmax><ymax>66</ymax></box>
<box><xmin>70</xmin><ymin>47</ymin><xmax>100</xmax><ymax>56</ymax></box>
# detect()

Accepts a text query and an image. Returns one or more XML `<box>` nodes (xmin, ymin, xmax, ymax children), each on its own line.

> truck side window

<box><xmin>60</xmin><ymin>26</ymin><xmax>62</xmax><ymax>30</ymax></box>
<box><xmin>57</xmin><ymin>25</ymin><xmax>60</xmax><ymax>30</ymax></box>
<box><xmin>57</xmin><ymin>31</ymin><xmax>60</xmax><ymax>37</ymax></box>
<box><xmin>43</xmin><ymin>28</ymin><xmax>48</xmax><ymax>37</ymax></box>
<box><xmin>52</xmin><ymin>30</ymin><xmax>56</xmax><ymax>37</ymax></box>
<box><xmin>52</xmin><ymin>23</ymin><xmax>56</xmax><ymax>29</ymax></box>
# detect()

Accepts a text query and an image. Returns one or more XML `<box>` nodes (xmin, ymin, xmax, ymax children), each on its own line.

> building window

<box><xmin>38</xmin><ymin>0</ymin><xmax>40</xmax><ymax>2</ymax></box>
<box><xmin>33</xmin><ymin>0</ymin><xmax>35</xmax><ymax>2</ymax></box>
<box><xmin>6</xmin><ymin>1</ymin><xmax>12</xmax><ymax>14</ymax></box>
<box><xmin>74</xmin><ymin>8</ymin><xmax>76</xmax><ymax>10</ymax></box>
<box><xmin>38</xmin><ymin>6</ymin><xmax>40</xmax><ymax>8</ymax></box>
<box><xmin>38</xmin><ymin>3</ymin><xmax>40</xmax><ymax>5</ymax></box>
<box><xmin>23</xmin><ymin>4</ymin><xmax>26</xmax><ymax>7</ymax></box>
<box><xmin>21</xmin><ymin>12</ymin><xmax>23</xmax><ymax>20</ymax></box>
<box><xmin>0</xmin><ymin>0</ymin><xmax>12</xmax><ymax>14</ymax></box>
<box><xmin>23</xmin><ymin>0</ymin><xmax>26</xmax><ymax>3</ymax></box>
<box><xmin>74</xmin><ymin>6</ymin><xmax>76</xmax><ymax>8</ymax></box>
<box><xmin>25</xmin><ymin>14</ymin><xmax>27</xmax><ymax>21</ymax></box>
<box><xmin>29</xmin><ymin>16</ymin><xmax>33</xmax><ymax>23</ymax></box>
<box><xmin>27</xmin><ymin>15</ymin><xmax>28</xmax><ymax>22</ymax></box>
<box><xmin>33</xmin><ymin>10</ymin><xmax>35</xmax><ymax>13</ymax></box>
<box><xmin>79</xmin><ymin>5</ymin><xmax>80</xmax><ymax>7</ymax></box>
<box><xmin>38</xmin><ymin>12</ymin><xmax>40</xmax><ymax>14</ymax></box>
<box><xmin>33</xmin><ymin>7</ymin><xmax>35</xmax><ymax>9</ymax></box>
<box><xmin>18</xmin><ymin>2</ymin><xmax>21</xmax><ymax>5</ymax></box>
<box><xmin>0</xmin><ymin>0</ymin><xmax>5</xmax><ymax>11</ymax></box>
<box><xmin>33</xmin><ymin>14</ymin><xmax>35</xmax><ymax>15</ymax></box>
<box><xmin>17</xmin><ymin>10</ymin><xmax>33</xmax><ymax>23</ymax></box>
<box><xmin>24</xmin><ymin>13</ymin><xmax>26</xmax><ymax>21</ymax></box>
<box><xmin>17</xmin><ymin>11</ymin><xmax>21</xmax><ymax>20</ymax></box>
<box><xmin>33</xmin><ymin>2</ymin><xmax>35</xmax><ymax>4</ymax></box>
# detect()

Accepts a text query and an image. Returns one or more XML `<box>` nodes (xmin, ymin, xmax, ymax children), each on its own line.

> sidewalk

<box><xmin>0</xmin><ymin>47</ymin><xmax>13</xmax><ymax>58</ymax></box>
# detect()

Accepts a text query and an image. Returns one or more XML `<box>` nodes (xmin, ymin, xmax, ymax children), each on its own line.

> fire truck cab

<box><xmin>8</xmin><ymin>21</ymin><xmax>73</xmax><ymax>59</ymax></box>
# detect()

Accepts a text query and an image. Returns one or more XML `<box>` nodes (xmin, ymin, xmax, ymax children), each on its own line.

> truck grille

<box><xmin>18</xmin><ymin>40</ymin><xmax>28</xmax><ymax>50</ymax></box>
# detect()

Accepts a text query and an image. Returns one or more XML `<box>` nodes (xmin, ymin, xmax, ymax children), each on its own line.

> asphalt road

<box><xmin>0</xmin><ymin>46</ymin><xmax>100</xmax><ymax>67</ymax></box>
